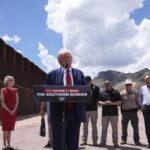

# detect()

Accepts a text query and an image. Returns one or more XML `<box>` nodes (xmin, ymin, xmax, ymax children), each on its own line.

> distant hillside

<box><xmin>93</xmin><ymin>68</ymin><xmax>150</xmax><ymax>92</ymax></box>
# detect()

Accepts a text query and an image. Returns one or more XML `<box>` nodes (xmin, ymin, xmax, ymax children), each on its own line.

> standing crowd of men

<box><xmin>40</xmin><ymin>50</ymin><xmax>150</xmax><ymax>150</ymax></box>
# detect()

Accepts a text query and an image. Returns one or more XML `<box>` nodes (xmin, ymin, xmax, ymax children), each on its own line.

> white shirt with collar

<box><xmin>63</xmin><ymin>68</ymin><xmax>74</xmax><ymax>86</ymax></box>
<box><xmin>139</xmin><ymin>85</ymin><xmax>150</xmax><ymax>106</ymax></box>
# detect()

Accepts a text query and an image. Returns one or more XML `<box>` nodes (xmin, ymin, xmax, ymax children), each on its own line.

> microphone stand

<box><xmin>62</xmin><ymin>102</ymin><xmax>66</xmax><ymax>150</ymax></box>
<box><xmin>61</xmin><ymin>64</ymin><xmax>68</xmax><ymax>150</ymax></box>
<box><xmin>61</xmin><ymin>63</ymin><xmax>69</xmax><ymax>150</ymax></box>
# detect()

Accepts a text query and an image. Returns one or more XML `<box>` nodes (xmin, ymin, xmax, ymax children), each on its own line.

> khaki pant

<box><xmin>101</xmin><ymin>116</ymin><xmax>118</xmax><ymax>144</ymax></box>
<box><xmin>82</xmin><ymin>111</ymin><xmax>98</xmax><ymax>144</ymax></box>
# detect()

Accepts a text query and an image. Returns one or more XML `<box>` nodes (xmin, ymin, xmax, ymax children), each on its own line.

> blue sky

<box><xmin>0</xmin><ymin>0</ymin><xmax>63</xmax><ymax>71</ymax></box>
<box><xmin>1</xmin><ymin>0</ymin><xmax>150</xmax><ymax>76</ymax></box>
<box><xmin>130</xmin><ymin>0</ymin><xmax>150</xmax><ymax>24</ymax></box>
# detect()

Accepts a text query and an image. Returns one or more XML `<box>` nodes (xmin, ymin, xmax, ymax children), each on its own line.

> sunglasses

<box><xmin>125</xmin><ymin>84</ymin><xmax>132</xmax><ymax>86</ymax></box>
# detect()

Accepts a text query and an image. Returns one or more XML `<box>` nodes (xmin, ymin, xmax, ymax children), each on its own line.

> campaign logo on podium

<box><xmin>34</xmin><ymin>85</ymin><xmax>91</xmax><ymax>102</ymax></box>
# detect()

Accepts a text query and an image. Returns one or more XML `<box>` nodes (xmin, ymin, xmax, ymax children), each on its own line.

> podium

<box><xmin>34</xmin><ymin>85</ymin><xmax>91</xmax><ymax>150</ymax></box>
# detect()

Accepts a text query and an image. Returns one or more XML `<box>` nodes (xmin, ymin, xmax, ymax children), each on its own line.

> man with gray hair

<box><xmin>138</xmin><ymin>75</ymin><xmax>150</xmax><ymax>149</ymax></box>
<box><xmin>46</xmin><ymin>50</ymin><xmax>86</xmax><ymax>150</ymax></box>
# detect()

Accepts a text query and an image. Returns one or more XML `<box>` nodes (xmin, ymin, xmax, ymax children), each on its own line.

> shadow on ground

<box><xmin>79</xmin><ymin>144</ymin><xmax>145</xmax><ymax>150</ymax></box>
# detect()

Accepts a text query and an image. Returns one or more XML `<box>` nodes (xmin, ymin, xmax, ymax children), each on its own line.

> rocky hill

<box><xmin>93</xmin><ymin>68</ymin><xmax>150</xmax><ymax>92</ymax></box>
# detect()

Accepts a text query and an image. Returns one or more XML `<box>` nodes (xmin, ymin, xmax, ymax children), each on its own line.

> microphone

<box><xmin>64</xmin><ymin>63</ymin><xmax>68</xmax><ymax>69</ymax></box>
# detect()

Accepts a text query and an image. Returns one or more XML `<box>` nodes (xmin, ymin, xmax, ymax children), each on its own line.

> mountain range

<box><xmin>93</xmin><ymin>68</ymin><xmax>150</xmax><ymax>92</ymax></box>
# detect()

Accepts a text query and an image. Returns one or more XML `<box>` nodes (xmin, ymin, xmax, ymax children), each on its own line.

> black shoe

<box><xmin>99</xmin><ymin>143</ymin><xmax>106</xmax><ymax>147</ymax></box>
<box><xmin>114</xmin><ymin>143</ymin><xmax>119</xmax><ymax>148</ymax></box>
<box><xmin>120</xmin><ymin>140</ymin><xmax>126</xmax><ymax>144</ymax></box>
<box><xmin>93</xmin><ymin>143</ymin><xmax>98</xmax><ymax>146</ymax></box>
<box><xmin>6</xmin><ymin>147</ymin><xmax>14</xmax><ymax>150</ymax></box>
<box><xmin>44</xmin><ymin>142</ymin><xmax>53</xmax><ymax>148</ymax></box>
<box><xmin>147</xmin><ymin>145</ymin><xmax>150</xmax><ymax>149</ymax></box>
<box><xmin>135</xmin><ymin>141</ymin><xmax>142</xmax><ymax>146</ymax></box>
<box><xmin>80</xmin><ymin>142</ymin><xmax>87</xmax><ymax>146</ymax></box>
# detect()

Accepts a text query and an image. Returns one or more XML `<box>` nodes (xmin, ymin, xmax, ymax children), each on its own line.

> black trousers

<box><xmin>121</xmin><ymin>111</ymin><xmax>140</xmax><ymax>142</ymax></box>
<box><xmin>143</xmin><ymin>105</ymin><xmax>150</xmax><ymax>145</ymax></box>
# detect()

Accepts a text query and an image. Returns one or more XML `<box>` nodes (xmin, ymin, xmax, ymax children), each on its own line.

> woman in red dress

<box><xmin>0</xmin><ymin>75</ymin><xmax>19</xmax><ymax>150</ymax></box>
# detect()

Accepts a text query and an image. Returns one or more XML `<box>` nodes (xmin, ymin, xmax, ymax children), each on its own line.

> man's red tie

<box><xmin>66</xmin><ymin>69</ymin><xmax>74</xmax><ymax>110</ymax></box>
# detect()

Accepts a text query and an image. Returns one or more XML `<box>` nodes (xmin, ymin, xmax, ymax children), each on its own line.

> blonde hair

<box><xmin>59</xmin><ymin>49</ymin><xmax>72</xmax><ymax>58</ymax></box>
<box><xmin>57</xmin><ymin>49</ymin><xmax>70</xmax><ymax>59</ymax></box>
<box><xmin>4</xmin><ymin>75</ymin><xmax>15</xmax><ymax>86</ymax></box>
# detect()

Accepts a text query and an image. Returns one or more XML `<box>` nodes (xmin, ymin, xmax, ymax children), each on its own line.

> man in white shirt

<box><xmin>138</xmin><ymin>75</ymin><xmax>150</xmax><ymax>149</ymax></box>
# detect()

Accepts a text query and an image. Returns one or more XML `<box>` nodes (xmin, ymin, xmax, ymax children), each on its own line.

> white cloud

<box><xmin>2</xmin><ymin>34</ymin><xmax>21</xmax><ymax>44</ymax></box>
<box><xmin>37</xmin><ymin>42</ymin><xmax>59</xmax><ymax>72</ymax></box>
<box><xmin>44</xmin><ymin>0</ymin><xmax>150</xmax><ymax>76</ymax></box>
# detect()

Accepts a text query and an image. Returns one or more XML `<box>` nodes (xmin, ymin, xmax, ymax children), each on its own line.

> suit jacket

<box><xmin>46</xmin><ymin>67</ymin><xmax>86</xmax><ymax>125</ymax></box>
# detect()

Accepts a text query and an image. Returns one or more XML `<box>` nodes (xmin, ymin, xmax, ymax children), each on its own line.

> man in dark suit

<box><xmin>46</xmin><ymin>50</ymin><xmax>86</xmax><ymax>150</ymax></box>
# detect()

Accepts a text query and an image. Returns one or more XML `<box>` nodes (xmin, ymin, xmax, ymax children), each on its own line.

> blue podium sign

<box><xmin>34</xmin><ymin>85</ymin><xmax>91</xmax><ymax>102</ymax></box>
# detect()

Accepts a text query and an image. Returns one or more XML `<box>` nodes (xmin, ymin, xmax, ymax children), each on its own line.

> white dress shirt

<box><xmin>138</xmin><ymin>85</ymin><xmax>150</xmax><ymax>106</ymax></box>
